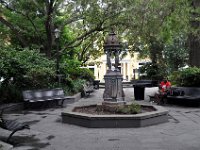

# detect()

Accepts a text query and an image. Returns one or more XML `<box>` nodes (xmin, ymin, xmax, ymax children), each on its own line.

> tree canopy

<box><xmin>0</xmin><ymin>0</ymin><xmax>199</xmax><ymax>71</ymax></box>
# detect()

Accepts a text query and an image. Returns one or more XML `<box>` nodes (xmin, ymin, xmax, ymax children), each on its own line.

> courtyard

<box><xmin>1</xmin><ymin>87</ymin><xmax>200</xmax><ymax>150</ymax></box>
<box><xmin>0</xmin><ymin>1</ymin><xmax>200</xmax><ymax>150</ymax></box>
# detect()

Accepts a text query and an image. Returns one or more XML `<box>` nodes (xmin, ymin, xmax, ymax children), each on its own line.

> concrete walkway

<box><xmin>1</xmin><ymin>87</ymin><xmax>200</xmax><ymax>150</ymax></box>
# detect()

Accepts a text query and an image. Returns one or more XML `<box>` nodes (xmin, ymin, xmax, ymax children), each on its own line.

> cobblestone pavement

<box><xmin>1</xmin><ymin>87</ymin><xmax>200</xmax><ymax>150</ymax></box>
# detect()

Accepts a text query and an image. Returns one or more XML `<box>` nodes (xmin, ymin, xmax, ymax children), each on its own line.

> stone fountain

<box><xmin>102</xmin><ymin>31</ymin><xmax>125</xmax><ymax>107</ymax></box>
<box><xmin>61</xmin><ymin>31</ymin><xmax>168</xmax><ymax>128</ymax></box>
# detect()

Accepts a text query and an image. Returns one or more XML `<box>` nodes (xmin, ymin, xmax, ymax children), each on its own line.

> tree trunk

<box><xmin>44</xmin><ymin>0</ymin><xmax>55</xmax><ymax>58</ymax></box>
<box><xmin>188</xmin><ymin>0</ymin><xmax>200</xmax><ymax>67</ymax></box>
<box><xmin>149</xmin><ymin>37</ymin><xmax>163</xmax><ymax>65</ymax></box>
<box><xmin>189</xmin><ymin>34</ymin><xmax>200</xmax><ymax>67</ymax></box>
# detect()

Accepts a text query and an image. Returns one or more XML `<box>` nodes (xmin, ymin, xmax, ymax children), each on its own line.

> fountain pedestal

<box><xmin>103</xmin><ymin>70</ymin><xmax>125</xmax><ymax>105</ymax></box>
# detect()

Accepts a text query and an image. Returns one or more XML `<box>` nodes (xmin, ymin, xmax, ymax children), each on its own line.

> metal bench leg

<box><xmin>56</xmin><ymin>99</ymin><xmax>61</xmax><ymax>107</ymax></box>
<box><xmin>7</xmin><ymin>129</ymin><xmax>20</xmax><ymax>142</ymax></box>
<box><xmin>6</xmin><ymin>124</ymin><xmax>29</xmax><ymax>142</ymax></box>
<box><xmin>61</xmin><ymin>99</ymin><xmax>65</xmax><ymax>107</ymax></box>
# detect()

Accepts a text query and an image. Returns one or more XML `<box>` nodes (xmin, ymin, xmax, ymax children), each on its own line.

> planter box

<box><xmin>62</xmin><ymin>105</ymin><xmax>168</xmax><ymax>128</ymax></box>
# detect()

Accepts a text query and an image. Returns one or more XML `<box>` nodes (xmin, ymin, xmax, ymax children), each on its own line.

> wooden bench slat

<box><xmin>22</xmin><ymin>88</ymin><xmax>71</xmax><ymax>108</ymax></box>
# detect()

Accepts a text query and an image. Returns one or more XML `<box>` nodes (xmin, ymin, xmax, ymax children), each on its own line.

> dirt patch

<box><xmin>73</xmin><ymin>104</ymin><xmax>156</xmax><ymax>115</ymax></box>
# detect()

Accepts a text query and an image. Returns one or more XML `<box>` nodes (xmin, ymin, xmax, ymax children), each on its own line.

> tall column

<box><xmin>121</xmin><ymin>63</ymin><xmax>123</xmax><ymax>75</ymax></box>
<box><xmin>123</xmin><ymin>63</ymin><xmax>126</xmax><ymax>80</ymax></box>
<box><xmin>127</xmin><ymin>63</ymin><xmax>130</xmax><ymax>81</ymax></box>
<box><xmin>126</xmin><ymin>63</ymin><xmax>128</xmax><ymax>80</ymax></box>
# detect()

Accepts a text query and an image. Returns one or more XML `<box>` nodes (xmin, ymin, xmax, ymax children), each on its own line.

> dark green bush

<box><xmin>0</xmin><ymin>47</ymin><xmax>56</xmax><ymax>102</ymax></box>
<box><xmin>0</xmin><ymin>47</ymin><xmax>55</xmax><ymax>88</ymax></box>
<box><xmin>63</xmin><ymin>78</ymin><xmax>85</xmax><ymax>95</ymax></box>
<box><xmin>170</xmin><ymin>67</ymin><xmax>200</xmax><ymax>87</ymax></box>
<box><xmin>140</xmin><ymin>63</ymin><xmax>166</xmax><ymax>80</ymax></box>
<box><xmin>76</xmin><ymin>68</ymin><xmax>95</xmax><ymax>81</ymax></box>
<box><xmin>62</xmin><ymin>59</ymin><xmax>95</xmax><ymax>82</ymax></box>
<box><xmin>117</xmin><ymin>103</ymin><xmax>141</xmax><ymax>114</ymax></box>
<box><xmin>0</xmin><ymin>46</ymin><xmax>96</xmax><ymax>103</ymax></box>
<box><xmin>67</xmin><ymin>67</ymin><xmax>94</xmax><ymax>82</ymax></box>
<box><xmin>0</xmin><ymin>84</ymin><xmax>22</xmax><ymax>103</ymax></box>
<box><xmin>128</xmin><ymin>103</ymin><xmax>141</xmax><ymax>114</ymax></box>
<box><xmin>72</xmin><ymin>79</ymin><xmax>86</xmax><ymax>93</ymax></box>
<box><xmin>168</xmin><ymin>71</ymin><xmax>180</xmax><ymax>86</ymax></box>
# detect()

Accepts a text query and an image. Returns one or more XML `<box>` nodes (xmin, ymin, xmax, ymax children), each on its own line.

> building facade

<box><xmin>87</xmin><ymin>52</ymin><xmax>150</xmax><ymax>82</ymax></box>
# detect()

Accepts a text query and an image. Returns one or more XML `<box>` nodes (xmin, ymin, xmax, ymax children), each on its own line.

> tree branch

<box><xmin>0</xmin><ymin>0</ymin><xmax>39</xmax><ymax>34</ymax></box>
<box><xmin>0</xmin><ymin>16</ymin><xmax>27</xmax><ymax>47</ymax></box>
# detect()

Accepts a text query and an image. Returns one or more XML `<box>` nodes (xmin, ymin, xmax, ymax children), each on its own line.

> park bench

<box><xmin>22</xmin><ymin>88</ymin><xmax>73</xmax><ymax>108</ymax></box>
<box><xmin>82</xmin><ymin>83</ymin><xmax>94</xmax><ymax>97</ymax></box>
<box><xmin>167</xmin><ymin>87</ymin><xmax>200</xmax><ymax>106</ymax></box>
<box><xmin>0</xmin><ymin>109</ymin><xmax>29</xmax><ymax>142</ymax></box>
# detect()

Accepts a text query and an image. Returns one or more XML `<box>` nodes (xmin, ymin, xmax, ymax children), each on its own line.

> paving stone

<box><xmin>1</xmin><ymin>87</ymin><xmax>200</xmax><ymax>150</ymax></box>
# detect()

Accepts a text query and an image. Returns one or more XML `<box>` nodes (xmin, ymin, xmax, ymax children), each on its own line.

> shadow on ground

<box><xmin>10</xmin><ymin>134</ymin><xmax>53</xmax><ymax>150</ymax></box>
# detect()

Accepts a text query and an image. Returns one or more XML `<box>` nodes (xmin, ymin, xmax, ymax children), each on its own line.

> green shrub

<box><xmin>72</xmin><ymin>79</ymin><xmax>86</xmax><ymax>93</ymax></box>
<box><xmin>0</xmin><ymin>47</ymin><xmax>56</xmax><ymax>102</ymax></box>
<box><xmin>0</xmin><ymin>47</ymin><xmax>55</xmax><ymax>88</ymax></box>
<box><xmin>63</xmin><ymin>78</ymin><xmax>85</xmax><ymax>95</ymax></box>
<box><xmin>117</xmin><ymin>106</ymin><xmax>130</xmax><ymax>114</ymax></box>
<box><xmin>0</xmin><ymin>84</ymin><xmax>22</xmax><ymax>103</ymax></box>
<box><xmin>170</xmin><ymin>67</ymin><xmax>200</xmax><ymax>87</ymax></box>
<box><xmin>128</xmin><ymin>103</ymin><xmax>141</xmax><ymax>114</ymax></box>
<box><xmin>168</xmin><ymin>71</ymin><xmax>180</xmax><ymax>86</ymax></box>
<box><xmin>62</xmin><ymin>59</ymin><xmax>81</xmax><ymax>74</ymax></box>
<box><xmin>62</xmin><ymin>59</ymin><xmax>95</xmax><ymax>82</ymax></box>
<box><xmin>68</xmin><ymin>68</ymin><xmax>94</xmax><ymax>82</ymax></box>
<box><xmin>77</xmin><ymin>68</ymin><xmax>95</xmax><ymax>81</ymax></box>
<box><xmin>117</xmin><ymin>103</ymin><xmax>141</xmax><ymax>114</ymax></box>
<box><xmin>25</xmin><ymin>67</ymin><xmax>55</xmax><ymax>89</ymax></box>
<box><xmin>140</xmin><ymin>63</ymin><xmax>166</xmax><ymax>80</ymax></box>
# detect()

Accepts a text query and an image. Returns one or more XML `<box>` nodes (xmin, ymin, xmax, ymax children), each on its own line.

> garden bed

<box><xmin>73</xmin><ymin>104</ymin><xmax>156</xmax><ymax>115</ymax></box>
<box><xmin>62</xmin><ymin>104</ymin><xmax>168</xmax><ymax>128</ymax></box>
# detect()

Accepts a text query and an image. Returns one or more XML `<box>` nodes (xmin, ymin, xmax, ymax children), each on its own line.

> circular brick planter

<box><xmin>61</xmin><ymin>104</ymin><xmax>168</xmax><ymax>128</ymax></box>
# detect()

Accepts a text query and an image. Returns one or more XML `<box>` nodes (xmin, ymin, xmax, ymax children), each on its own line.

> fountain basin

<box><xmin>61</xmin><ymin>104</ymin><xmax>168</xmax><ymax>128</ymax></box>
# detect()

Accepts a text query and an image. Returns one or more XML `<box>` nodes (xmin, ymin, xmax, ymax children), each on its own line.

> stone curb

<box><xmin>62</xmin><ymin>104</ymin><xmax>169</xmax><ymax>128</ymax></box>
